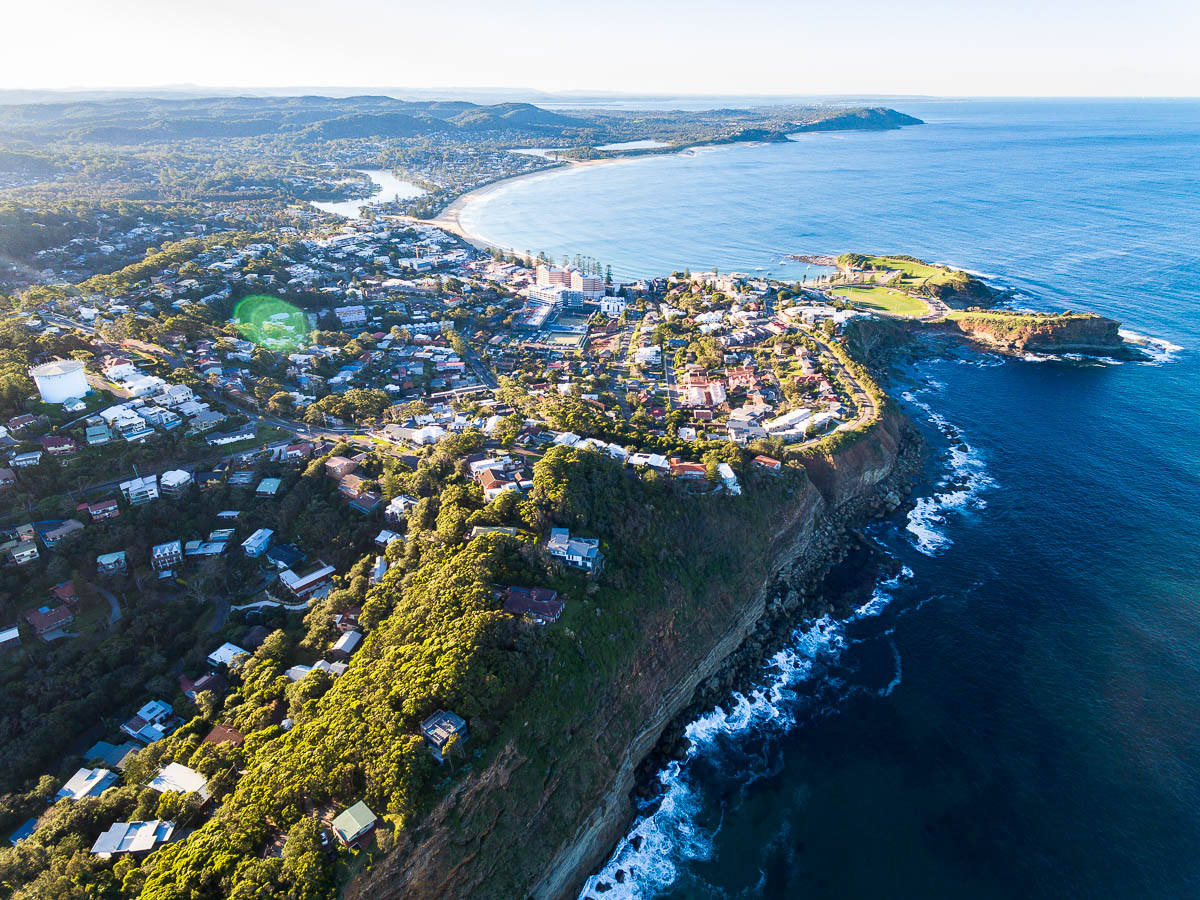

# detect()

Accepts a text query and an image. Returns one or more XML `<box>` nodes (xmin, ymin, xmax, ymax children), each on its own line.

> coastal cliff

<box><xmin>944</xmin><ymin>310</ymin><xmax>1129</xmax><ymax>355</ymax></box>
<box><xmin>353</xmin><ymin>410</ymin><xmax>923</xmax><ymax>900</ymax></box>
<box><xmin>926</xmin><ymin>270</ymin><xmax>996</xmax><ymax>308</ymax></box>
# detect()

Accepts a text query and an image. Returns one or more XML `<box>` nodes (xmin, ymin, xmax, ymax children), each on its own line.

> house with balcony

<box><xmin>545</xmin><ymin>528</ymin><xmax>603</xmax><ymax>573</ymax></box>
<box><xmin>151</xmin><ymin>540</ymin><xmax>183</xmax><ymax>574</ymax></box>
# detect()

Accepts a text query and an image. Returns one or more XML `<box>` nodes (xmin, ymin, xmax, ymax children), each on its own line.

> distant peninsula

<box><xmin>789</xmin><ymin>107</ymin><xmax>924</xmax><ymax>132</ymax></box>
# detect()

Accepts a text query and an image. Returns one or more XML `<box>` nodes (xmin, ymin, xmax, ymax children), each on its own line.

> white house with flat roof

<box><xmin>57</xmin><ymin>767</ymin><xmax>118</xmax><ymax>801</ymax></box>
<box><xmin>242</xmin><ymin>528</ymin><xmax>273</xmax><ymax>557</ymax></box>
<box><xmin>206</xmin><ymin>642</ymin><xmax>248</xmax><ymax>668</ymax></box>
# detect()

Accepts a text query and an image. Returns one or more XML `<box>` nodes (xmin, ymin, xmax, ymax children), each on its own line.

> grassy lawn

<box><xmin>30</xmin><ymin>389</ymin><xmax>112</xmax><ymax>425</ymax></box>
<box><xmin>832</xmin><ymin>284</ymin><xmax>931</xmax><ymax>318</ymax></box>
<box><xmin>866</xmin><ymin>255</ymin><xmax>958</xmax><ymax>286</ymax></box>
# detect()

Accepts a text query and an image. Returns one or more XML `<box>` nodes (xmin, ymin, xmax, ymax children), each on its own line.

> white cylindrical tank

<box><xmin>29</xmin><ymin>359</ymin><xmax>89</xmax><ymax>404</ymax></box>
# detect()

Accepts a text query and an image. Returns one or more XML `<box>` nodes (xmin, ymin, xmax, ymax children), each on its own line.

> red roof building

<box><xmin>25</xmin><ymin>603</ymin><xmax>75</xmax><ymax>636</ymax></box>
<box><xmin>502</xmin><ymin>586</ymin><xmax>564</xmax><ymax>624</ymax></box>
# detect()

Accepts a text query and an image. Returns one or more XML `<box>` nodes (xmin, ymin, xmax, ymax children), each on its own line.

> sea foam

<box><xmin>1119</xmin><ymin>329</ymin><xmax>1184</xmax><ymax>365</ymax></box>
<box><xmin>576</xmin><ymin>569</ymin><xmax>911</xmax><ymax>899</ymax></box>
<box><xmin>900</xmin><ymin>389</ymin><xmax>994</xmax><ymax>556</ymax></box>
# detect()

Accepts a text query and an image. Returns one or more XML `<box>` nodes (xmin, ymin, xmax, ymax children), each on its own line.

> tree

<box><xmin>492</xmin><ymin>413</ymin><xmax>523</xmax><ymax>447</ymax></box>
<box><xmin>266</xmin><ymin>391</ymin><xmax>295</xmax><ymax>416</ymax></box>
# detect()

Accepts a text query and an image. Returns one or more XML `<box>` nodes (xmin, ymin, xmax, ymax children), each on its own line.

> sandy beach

<box><xmin>418</xmin><ymin>156</ymin><xmax>625</xmax><ymax>251</ymax></box>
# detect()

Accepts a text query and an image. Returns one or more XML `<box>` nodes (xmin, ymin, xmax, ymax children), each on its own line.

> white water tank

<box><xmin>29</xmin><ymin>359</ymin><xmax>89</xmax><ymax>404</ymax></box>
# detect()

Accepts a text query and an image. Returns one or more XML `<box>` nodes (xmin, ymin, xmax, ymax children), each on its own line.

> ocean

<box><xmin>463</xmin><ymin>100</ymin><xmax>1200</xmax><ymax>899</ymax></box>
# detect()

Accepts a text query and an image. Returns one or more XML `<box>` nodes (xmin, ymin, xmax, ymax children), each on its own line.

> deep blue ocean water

<box><xmin>466</xmin><ymin>100</ymin><xmax>1200</xmax><ymax>899</ymax></box>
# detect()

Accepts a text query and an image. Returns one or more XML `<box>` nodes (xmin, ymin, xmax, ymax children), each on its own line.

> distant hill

<box><xmin>0</xmin><ymin>95</ymin><xmax>923</xmax><ymax>147</ymax></box>
<box><xmin>791</xmin><ymin>107</ymin><xmax>924</xmax><ymax>132</ymax></box>
<box><xmin>0</xmin><ymin>96</ymin><xmax>588</xmax><ymax>144</ymax></box>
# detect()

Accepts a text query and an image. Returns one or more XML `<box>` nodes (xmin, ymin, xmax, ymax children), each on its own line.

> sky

<box><xmin>5</xmin><ymin>0</ymin><xmax>1199</xmax><ymax>98</ymax></box>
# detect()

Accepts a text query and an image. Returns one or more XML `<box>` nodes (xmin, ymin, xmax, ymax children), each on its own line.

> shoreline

<box><xmin>415</xmin><ymin>155</ymin><xmax>638</xmax><ymax>251</ymax></box>
<box><xmin>414</xmin><ymin>140</ymin><xmax>755</xmax><ymax>253</ymax></box>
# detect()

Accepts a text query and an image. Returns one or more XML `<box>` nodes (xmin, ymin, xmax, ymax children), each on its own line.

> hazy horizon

<box><xmin>6</xmin><ymin>0</ymin><xmax>1199</xmax><ymax>98</ymax></box>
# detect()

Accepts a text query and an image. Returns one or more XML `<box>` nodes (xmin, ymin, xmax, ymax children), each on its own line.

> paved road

<box><xmin>805</xmin><ymin>329</ymin><xmax>877</xmax><ymax>432</ymax></box>
<box><xmin>207</xmin><ymin>596</ymin><xmax>230</xmax><ymax>633</ymax></box>
<box><xmin>96</xmin><ymin>585</ymin><xmax>122</xmax><ymax>626</ymax></box>
<box><xmin>457</xmin><ymin>334</ymin><xmax>498</xmax><ymax>389</ymax></box>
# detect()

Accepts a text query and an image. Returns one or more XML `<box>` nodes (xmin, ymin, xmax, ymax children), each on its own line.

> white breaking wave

<box><xmin>956</xmin><ymin>354</ymin><xmax>1005</xmax><ymax>368</ymax></box>
<box><xmin>576</xmin><ymin>569</ymin><xmax>911</xmax><ymax>900</ymax></box>
<box><xmin>900</xmin><ymin>389</ymin><xmax>994</xmax><ymax>556</ymax></box>
<box><xmin>1118</xmin><ymin>329</ymin><xmax>1184</xmax><ymax>365</ymax></box>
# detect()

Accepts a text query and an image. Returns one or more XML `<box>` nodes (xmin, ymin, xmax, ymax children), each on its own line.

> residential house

<box><xmin>330</xmin><ymin>630</ymin><xmax>362</xmax><ymax>661</ymax></box>
<box><xmin>10</xmin><ymin>451</ymin><xmax>43</xmax><ymax>468</ymax></box>
<box><xmin>207</xmin><ymin>642</ymin><xmax>248</xmax><ymax>668</ymax></box>
<box><xmin>90</xmin><ymin>820</ymin><xmax>175</xmax><ymax>858</ymax></box>
<box><xmin>7</xmin><ymin>414</ymin><xmax>47</xmax><ymax>435</ymax></box>
<box><xmin>39</xmin><ymin>435</ymin><xmax>77</xmax><ymax>457</ymax></box>
<box><xmin>84</xmin><ymin>420</ymin><xmax>112</xmax><ymax>445</ymax></box>
<box><xmin>726</xmin><ymin>407</ymin><xmax>768</xmax><ymax>444</ymax></box>
<box><xmin>179</xmin><ymin>672</ymin><xmax>227</xmax><ymax>700</ymax></box>
<box><xmin>121</xmin><ymin>700</ymin><xmax>179</xmax><ymax>743</ymax></box>
<box><xmin>97</xmin><ymin>551</ymin><xmax>127</xmax><ymax>576</ymax></box>
<box><xmin>255</xmin><ymin>477</ymin><xmax>282</xmax><ymax>498</ymax></box>
<box><xmin>600</xmin><ymin>295</ymin><xmax>626</xmax><ymax>316</ymax></box>
<box><xmin>332</xmin><ymin>606</ymin><xmax>361</xmax><ymax>633</ymax></box>
<box><xmin>324</xmin><ymin>456</ymin><xmax>358</xmax><ymax>480</ymax></box>
<box><xmin>79</xmin><ymin>498</ymin><xmax>120</xmax><ymax>521</ymax></box>
<box><xmin>348</xmin><ymin>491</ymin><xmax>381</xmax><ymax>514</ymax></box>
<box><xmin>330</xmin><ymin>801</ymin><xmax>377</xmax><ymax>850</ymax></box>
<box><xmin>159</xmin><ymin>470</ymin><xmax>193</xmax><ymax>498</ymax></box>
<box><xmin>502</xmin><ymin>586</ymin><xmax>564</xmax><ymax>624</ymax></box>
<box><xmin>0</xmin><ymin>468</ymin><xmax>15</xmax><ymax>489</ymax></box>
<box><xmin>188</xmin><ymin>410</ymin><xmax>226</xmax><ymax>433</ymax></box>
<box><xmin>726</xmin><ymin>365</ymin><xmax>758</xmax><ymax>389</ymax></box>
<box><xmin>24</xmin><ymin>600</ymin><xmax>76</xmax><ymax>636</ymax></box>
<box><xmin>202</xmin><ymin>724</ymin><xmax>244</xmax><ymax>747</ymax></box>
<box><xmin>384</xmin><ymin>494</ymin><xmax>417</xmax><ymax>523</ymax></box>
<box><xmin>140</xmin><ymin>406</ymin><xmax>181</xmax><ymax>430</ymax></box>
<box><xmin>279</xmin><ymin>562</ymin><xmax>336</xmax><ymax>599</ymax></box>
<box><xmin>205</xmin><ymin>427</ymin><xmax>255</xmax><ymax>447</ymax></box>
<box><xmin>9</xmin><ymin>819</ymin><xmax>37</xmax><ymax>846</ymax></box>
<box><xmin>627</xmin><ymin>452</ymin><xmax>670</xmax><ymax>472</ymax></box>
<box><xmin>669</xmin><ymin>458</ymin><xmax>708</xmax><ymax>480</ymax></box>
<box><xmin>753</xmin><ymin>455</ymin><xmax>782</xmax><ymax>472</ymax></box>
<box><xmin>57</xmin><ymin>767</ymin><xmax>118</xmax><ymax>801</ymax></box>
<box><xmin>420</xmin><ymin>710</ymin><xmax>468</xmax><ymax>763</ymax></box>
<box><xmin>546</xmin><ymin>528</ymin><xmax>603</xmax><ymax>573</ymax></box>
<box><xmin>242</xmin><ymin>528</ymin><xmax>274</xmax><ymax>558</ymax></box>
<box><xmin>374</xmin><ymin>529</ymin><xmax>401</xmax><ymax>548</ymax></box>
<box><xmin>280</xmin><ymin>442</ymin><xmax>312</xmax><ymax>465</ymax></box>
<box><xmin>50</xmin><ymin>580</ymin><xmax>79</xmax><ymax>604</ymax></box>
<box><xmin>83</xmin><ymin>740</ymin><xmax>139</xmax><ymax>769</ymax></box>
<box><xmin>265</xmin><ymin>542</ymin><xmax>304</xmax><ymax>570</ymax></box>
<box><xmin>151</xmin><ymin>540</ymin><xmax>183</xmax><ymax>574</ymax></box>
<box><xmin>42</xmin><ymin>519</ymin><xmax>85</xmax><ymax>550</ymax></box>
<box><xmin>337</xmin><ymin>473</ymin><xmax>367</xmax><ymax>497</ymax></box>
<box><xmin>120</xmin><ymin>475</ymin><xmax>159</xmax><ymax>506</ymax></box>
<box><xmin>146</xmin><ymin>763</ymin><xmax>209</xmax><ymax>800</ymax></box>
<box><xmin>10</xmin><ymin>540</ymin><xmax>39</xmax><ymax>565</ymax></box>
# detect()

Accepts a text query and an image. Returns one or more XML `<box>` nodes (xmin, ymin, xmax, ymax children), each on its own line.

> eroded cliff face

<box><xmin>354</xmin><ymin>411</ymin><xmax>922</xmax><ymax>900</ymax></box>
<box><xmin>927</xmin><ymin>274</ymin><xmax>995</xmax><ymax>309</ymax></box>
<box><xmin>947</xmin><ymin>312</ymin><xmax>1126</xmax><ymax>354</ymax></box>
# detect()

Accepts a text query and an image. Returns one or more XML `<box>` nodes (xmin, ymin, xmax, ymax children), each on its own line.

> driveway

<box><xmin>96</xmin><ymin>585</ymin><xmax>122</xmax><ymax>626</ymax></box>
